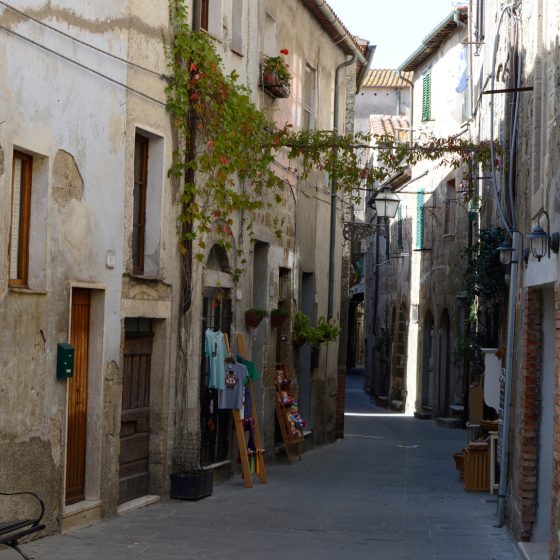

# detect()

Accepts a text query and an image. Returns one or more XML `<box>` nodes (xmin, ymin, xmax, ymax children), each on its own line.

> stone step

<box><xmin>436</xmin><ymin>416</ymin><xmax>463</xmax><ymax>429</ymax></box>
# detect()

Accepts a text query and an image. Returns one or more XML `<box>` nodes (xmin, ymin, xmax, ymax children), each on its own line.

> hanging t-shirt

<box><xmin>236</xmin><ymin>356</ymin><xmax>261</xmax><ymax>381</ymax></box>
<box><xmin>218</xmin><ymin>362</ymin><xmax>248</xmax><ymax>410</ymax></box>
<box><xmin>204</xmin><ymin>329</ymin><xmax>226</xmax><ymax>390</ymax></box>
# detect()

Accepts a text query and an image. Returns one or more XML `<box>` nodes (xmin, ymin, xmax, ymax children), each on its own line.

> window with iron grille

<box><xmin>9</xmin><ymin>151</ymin><xmax>32</xmax><ymax>286</ymax></box>
<box><xmin>421</xmin><ymin>70</ymin><xmax>431</xmax><ymax>122</ymax></box>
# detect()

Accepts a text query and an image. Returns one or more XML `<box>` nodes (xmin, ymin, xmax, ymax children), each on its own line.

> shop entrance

<box><xmin>200</xmin><ymin>288</ymin><xmax>232</xmax><ymax>466</ymax></box>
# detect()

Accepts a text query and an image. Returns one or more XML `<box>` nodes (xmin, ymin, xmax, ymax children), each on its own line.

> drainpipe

<box><xmin>497</xmin><ymin>230</ymin><xmax>520</xmax><ymax>526</ymax></box>
<box><xmin>398</xmin><ymin>70</ymin><xmax>414</xmax><ymax>147</ymax></box>
<box><xmin>328</xmin><ymin>53</ymin><xmax>357</xmax><ymax>320</ymax></box>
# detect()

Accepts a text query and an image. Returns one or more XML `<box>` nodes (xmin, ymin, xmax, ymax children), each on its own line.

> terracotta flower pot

<box><xmin>245</xmin><ymin>310</ymin><xmax>264</xmax><ymax>328</ymax></box>
<box><xmin>271</xmin><ymin>314</ymin><xmax>287</xmax><ymax>328</ymax></box>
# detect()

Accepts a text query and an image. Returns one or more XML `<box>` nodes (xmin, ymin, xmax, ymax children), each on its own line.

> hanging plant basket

<box><xmin>261</xmin><ymin>70</ymin><xmax>290</xmax><ymax>99</ymax></box>
<box><xmin>270</xmin><ymin>308</ymin><xmax>289</xmax><ymax>328</ymax></box>
<box><xmin>245</xmin><ymin>309</ymin><xmax>268</xmax><ymax>328</ymax></box>
<box><xmin>293</xmin><ymin>338</ymin><xmax>305</xmax><ymax>349</ymax></box>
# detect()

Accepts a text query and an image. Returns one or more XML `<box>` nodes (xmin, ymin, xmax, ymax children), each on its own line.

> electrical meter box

<box><xmin>57</xmin><ymin>343</ymin><xmax>75</xmax><ymax>379</ymax></box>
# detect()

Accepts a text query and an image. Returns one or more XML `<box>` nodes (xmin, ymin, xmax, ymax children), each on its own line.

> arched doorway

<box><xmin>421</xmin><ymin>311</ymin><xmax>434</xmax><ymax>410</ymax></box>
<box><xmin>200</xmin><ymin>242</ymin><xmax>233</xmax><ymax>466</ymax></box>
<box><xmin>438</xmin><ymin>309</ymin><xmax>451</xmax><ymax>416</ymax></box>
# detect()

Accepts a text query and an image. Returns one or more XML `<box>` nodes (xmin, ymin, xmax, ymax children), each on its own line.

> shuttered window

<box><xmin>416</xmin><ymin>189</ymin><xmax>425</xmax><ymax>250</ymax></box>
<box><xmin>133</xmin><ymin>134</ymin><xmax>149</xmax><ymax>275</ymax></box>
<box><xmin>422</xmin><ymin>70</ymin><xmax>431</xmax><ymax>122</ymax></box>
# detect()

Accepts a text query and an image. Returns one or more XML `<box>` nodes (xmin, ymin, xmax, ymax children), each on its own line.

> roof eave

<box><xmin>398</xmin><ymin>10</ymin><xmax>466</xmax><ymax>73</ymax></box>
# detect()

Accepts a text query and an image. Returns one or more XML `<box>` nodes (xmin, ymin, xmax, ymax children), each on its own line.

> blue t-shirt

<box><xmin>204</xmin><ymin>329</ymin><xmax>226</xmax><ymax>390</ymax></box>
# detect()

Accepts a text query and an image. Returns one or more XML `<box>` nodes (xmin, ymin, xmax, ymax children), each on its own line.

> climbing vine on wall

<box><xmin>167</xmin><ymin>0</ymin><xmax>286</xmax><ymax>261</ymax></box>
<box><xmin>464</xmin><ymin>227</ymin><xmax>506</xmax><ymax>303</ymax></box>
<box><xmin>166</xmin><ymin>0</ymin><xmax>502</xmax><ymax>267</ymax></box>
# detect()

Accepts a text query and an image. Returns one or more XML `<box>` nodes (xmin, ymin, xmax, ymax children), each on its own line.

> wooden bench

<box><xmin>0</xmin><ymin>492</ymin><xmax>45</xmax><ymax>560</ymax></box>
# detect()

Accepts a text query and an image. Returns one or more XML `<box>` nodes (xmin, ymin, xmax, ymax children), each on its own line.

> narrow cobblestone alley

<box><xmin>1</xmin><ymin>370</ymin><xmax>518</xmax><ymax>560</ymax></box>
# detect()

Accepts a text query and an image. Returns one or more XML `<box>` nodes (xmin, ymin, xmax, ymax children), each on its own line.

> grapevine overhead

<box><xmin>166</xmin><ymin>0</ymin><xmax>499</xmax><ymax>259</ymax></box>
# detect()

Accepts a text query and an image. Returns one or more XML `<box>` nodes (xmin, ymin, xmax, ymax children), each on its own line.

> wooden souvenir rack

<box><xmin>224</xmin><ymin>333</ymin><xmax>267</xmax><ymax>488</ymax></box>
<box><xmin>274</xmin><ymin>362</ymin><xmax>304</xmax><ymax>464</ymax></box>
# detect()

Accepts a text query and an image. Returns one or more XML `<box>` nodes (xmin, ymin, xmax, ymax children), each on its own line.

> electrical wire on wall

<box><xmin>488</xmin><ymin>2</ymin><xmax>522</xmax><ymax>234</ymax></box>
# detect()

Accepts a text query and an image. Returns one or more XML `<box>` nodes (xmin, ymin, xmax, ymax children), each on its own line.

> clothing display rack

<box><xmin>223</xmin><ymin>333</ymin><xmax>267</xmax><ymax>488</ymax></box>
<box><xmin>274</xmin><ymin>362</ymin><xmax>304</xmax><ymax>464</ymax></box>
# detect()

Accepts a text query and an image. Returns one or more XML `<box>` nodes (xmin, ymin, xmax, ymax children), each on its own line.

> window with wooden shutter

<box><xmin>422</xmin><ymin>70</ymin><xmax>431</xmax><ymax>122</ymax></box>
<box><xmin>303</xmin><ymin>64</ymin><xmax>316</xmax><ymax>130</ymax></box>
<box><xmin>133</xmin><ymin>134</ymin><xmax>149</xmax><ymax>275</ymax></box>
<box><xmin>200</xmin><ymin>0</ymin><xmax>209</xmax><ymax>30</ymax></box>
<box><xmin>444</xmin><ymin>180</ymin><xmax>456</xmax><ymax>235</ymax></box>
<box><xmin>416</xmin><ymin>189</ymin><xmax>425</xmax><ymax>250</ymax></box>
<box><xmin>9</xmin><ymin>151</ymin><xmax>32</xmax><ymax>287</ymax></box>
<box><xmin>231</xmin><ymin>0</ymin><xmax>244</xmax><ymax>53</ymax></box>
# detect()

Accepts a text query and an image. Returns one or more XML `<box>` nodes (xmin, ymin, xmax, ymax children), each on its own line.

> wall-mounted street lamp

<box><xmin>527</xmin><ymin>210</ymin><xmax>560</xmax><ymax>262</ymax></box>
<box><xmin>344</xmin><ymin>189</ymin><xmax>401</xmax><ymax>242</ymax></box>
<box><xmin>497</xmin><ymin>240</ymin><xmax>514</xmax><ymax>266</ymax></box>
<box><xmin>367</xmin><ymin>188</ymin><xmax>400</xmax><ymax>219</ymax></box>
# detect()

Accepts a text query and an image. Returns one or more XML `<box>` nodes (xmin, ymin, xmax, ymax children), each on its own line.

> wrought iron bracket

<box><xmin>342</xmin><ymin>221</ymin><xmax>387</xmax><ymax>242</ymax></box>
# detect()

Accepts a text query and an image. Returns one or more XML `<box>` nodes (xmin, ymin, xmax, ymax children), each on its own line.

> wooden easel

<box><xmin>223</xmin><ymin>334</ymin><xmax>267</xmax><ymax>488</ymax></box>
<box><xmin>274</xmin><ymin>362</ymin><xmax>303</xmax><ymax>464</ymax></box>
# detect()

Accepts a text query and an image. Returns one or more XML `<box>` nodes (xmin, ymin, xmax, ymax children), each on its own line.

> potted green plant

<box><xmin>293</xmin><ymin>311</ymin><xmax>311</xmax><ymax>347</ymax></box>
<box><xmin>270</xmin><ymin>307</ymin><xmax>289</xmax><ymax>328</ymax></box>
<box><xmin>314</xmin><ymin>316</ymin><xmax>341</xmax><ymax>345</ymax></box>
<box><xmin>245</xmin><ymin>307</ymin><xmax>269</xmax><ymax>328</ymax></box>
<box><xmin>293</xmin><ymin>312</ymin><xmax>340</xmax><ymax>348</ymax></box>
<box><xmin>261</xmin><ymin>49</ymin><xmax>291</xmax><ymax>98</ymax></box>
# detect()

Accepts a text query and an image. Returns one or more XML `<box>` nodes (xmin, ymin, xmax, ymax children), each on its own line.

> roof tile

<box><xmin>362</xmin><ymin>69</ymin><xmax>412</xmax><ymax>88</ymax></box>
<box><xmin>370</xmin><ymin>114</ymin><xmax>410</xmax><ymax>142</ymax></box>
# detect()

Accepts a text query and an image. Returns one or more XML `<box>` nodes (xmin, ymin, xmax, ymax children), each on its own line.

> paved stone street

<box><xmin>2</xmin><ymin>370</ymin><xmax>518</xmax><ymax>560</ymax></box>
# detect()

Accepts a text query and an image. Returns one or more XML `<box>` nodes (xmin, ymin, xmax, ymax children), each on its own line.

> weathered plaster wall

<box><xmin>0</xmin><ymin>1</ymin><xmax>129</xmax><ymax>530</ymax></box>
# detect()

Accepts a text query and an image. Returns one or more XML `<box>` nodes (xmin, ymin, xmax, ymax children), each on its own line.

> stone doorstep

<box><xmin>61</xmin><ymin>500</ymin><xmax>102</xmax><ymax>533</ymax></box>
<box><xmin>117</xmin><ymin>495</ymin><xmax>160</xmax><ymax>516</ymax></box>
<box><xmin>517</xmin><ymin>541</ymin><xmax>549</xmax><ymax>560</ymax></box>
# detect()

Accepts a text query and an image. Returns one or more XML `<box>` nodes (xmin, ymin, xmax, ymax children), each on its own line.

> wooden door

<box><xmin>66</xmin><ymin>288</ymin><xmax>91</xmax><ymax>505</ymax></box>
<box><xmin>119</xmin><ymin>333</ymin><xmax>153</xmax><ymax>504</ymax></box>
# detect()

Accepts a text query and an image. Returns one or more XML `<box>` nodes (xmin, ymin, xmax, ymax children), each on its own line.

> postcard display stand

<box><xmin>275</xmin><ymin>362</ymin><xmax>305</xmax><ymax>464</ymax></box>
<box><xmin>224</xmin><ymin>333</ymin><xmax>267</xmax><ymax>488</ymax></box>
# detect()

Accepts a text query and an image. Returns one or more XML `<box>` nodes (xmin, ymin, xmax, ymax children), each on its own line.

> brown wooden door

<box><xmin>66</xmin><ymin>288</ymin><xmax>91</xmax><ymax>505</ymax></box>
<box><xmin>119</xmin><ymin>334</ymin><xmax>153</xmax><ymax>504</ymax></box>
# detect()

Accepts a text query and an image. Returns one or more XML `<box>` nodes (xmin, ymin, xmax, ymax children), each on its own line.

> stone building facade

<box><xmin>0</xmin><ymin>0</ymin><xmax>370</xmax><ymax>537</ymax></box>
<box><xmin>363</xmin><ymin>1</ymin><xmax>560</xmax><ymax>556</ymax></box>
<box><xmin>364</xmin><ymin>10</ymin><xmax>471</xmax><ymax>416</ymax></box>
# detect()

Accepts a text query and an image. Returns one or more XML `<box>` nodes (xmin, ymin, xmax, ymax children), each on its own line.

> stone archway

<box><xmin>437</xmin><ymin>309</ymin><xmax>451</xmax><ymax>416</ymax></box>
